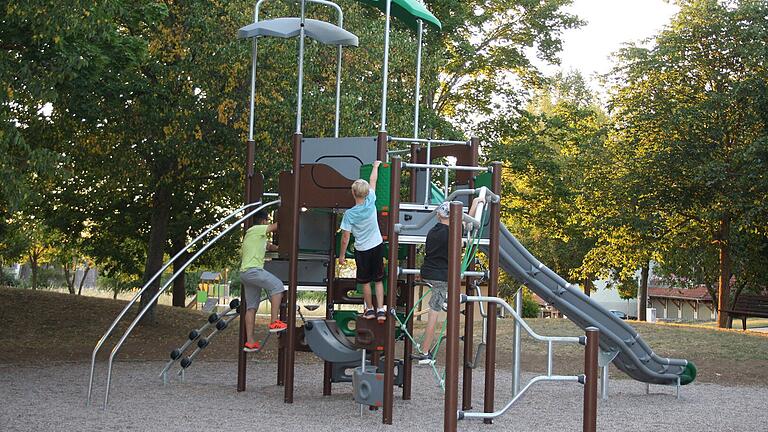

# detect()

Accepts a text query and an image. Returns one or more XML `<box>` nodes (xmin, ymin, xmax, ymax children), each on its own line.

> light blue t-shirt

<box><xmin>340</xmin><ymin>189</ymin><xmax>383</xmax><ymax>252</ymax></box>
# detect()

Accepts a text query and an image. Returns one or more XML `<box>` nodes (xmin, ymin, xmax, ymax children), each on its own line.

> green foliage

<box><xmin>521</xmin><ymin>289</ymin><xmax>541</xmax><ymax>318</ymax></box>
<box><xmin>483</xmin><ymin>71</ymin><xmax>608</xmax><ymax>290</ymax></box>
<box><xmin>605</xmin><ymin>0</ymin><xmax>768</xmax><ymax>318</ymax></box>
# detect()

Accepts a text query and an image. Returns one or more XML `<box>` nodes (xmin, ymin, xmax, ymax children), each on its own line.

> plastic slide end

<box><xmin>680</xmin><ymin>361</ymin><xmax>697</xmax><ymax>385</ymax></box>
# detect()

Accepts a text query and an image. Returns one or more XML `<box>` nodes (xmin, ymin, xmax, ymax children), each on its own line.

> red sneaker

<box><xmin>243</xmin><ymin>341</ymin><xmax>261</xmax><ymax>352</ymax></box>
<box><xmin>268</xmin><ymin>319</ymin><xmax>288</xmax><ymax>333</ymax></box>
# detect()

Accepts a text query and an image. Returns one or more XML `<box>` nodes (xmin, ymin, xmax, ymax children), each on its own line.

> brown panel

<box><xmin>414</xmin><ymin>143</ymin><xmax>477</xmax><ymax>183</ymax></box>
<box><xmin>355</xmin><ymin>316</ymin><xmax>387</xmax><ymax>351</ymax></box>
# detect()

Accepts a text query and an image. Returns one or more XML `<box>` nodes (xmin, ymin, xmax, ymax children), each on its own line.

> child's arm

<box><xmin>468</xmin><ymin>195</ymin><xmax>486</xmax><ymax>218</ymax></box>
<box><xmin>368</xmin><ymin>160</ymin><xmax>382</xmax><ymax>191</ymax></box>
<box><xmin>266</xmin><ymin>243</ymin><xmax>279</xmax><ymax>252</ymax></box>
<box><xmin>339</xmin><ymin>230</ymin><xmax>351</xmax><ymax>264</ymax></box>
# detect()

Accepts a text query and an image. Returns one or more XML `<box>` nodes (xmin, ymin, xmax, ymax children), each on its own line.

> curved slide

<box><xmin>304</xmin><ymin>319</ymin><xmax>361</xmax><ymax>363</ymax></box>
<box><xmin>482</xmin><ymin>224</ymin><xmax>696</xmax><ymax>386</ymax></box>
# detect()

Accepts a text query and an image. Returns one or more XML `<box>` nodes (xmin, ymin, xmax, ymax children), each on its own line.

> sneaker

<box><xmin>268</xmin><ymin>319</ymin><xmax>288</xmax><ymax>333</ymax></box>
<box><xmin>243</xmin><ymin>341</ymin><xmax>261</xmax><ymax>352</ymax></box>
<box><xmin>363</xmin><ymin>308</ymin><xmax>376</xmax><ymax>320</ymax></box>
<box><xmin>376</xmin><ymin>308</ymin><xmax>387</xmax><ymax>323</ymax></box>
<box><xmin>411</xmin><ymin>351</ymin><xmax>433</xmax><ymax>365</ymax></box>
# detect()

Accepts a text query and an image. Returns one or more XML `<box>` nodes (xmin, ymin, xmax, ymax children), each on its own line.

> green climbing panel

<box><xmin>359</xmin><ymin>163</ymin><xmax>391</xmax><ymax>212</ymax></box>
<box><xmin>474</xmin><ymin>171</ymin><xmax>492</xmax><ymax>190</ymax></box>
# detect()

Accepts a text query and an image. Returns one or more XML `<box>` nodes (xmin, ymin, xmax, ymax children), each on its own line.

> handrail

<box><xmin>86</xmin><ymin>200</ymin><xmax>265</xmax><ymax>405</ymax></box>
<box><xmin>99</xmin><ymin>199</ymin><xmax>280</xmax><ymax>409</ymax></box>
<box><xmin>402</xmin><ymin>162</ymin><xmax>491</xmax><ymax>173</ymax></box>
<box><xmin>389</xmin><ymin>136</ymin><xmax>469</xmax><ymax>145</ymax></box>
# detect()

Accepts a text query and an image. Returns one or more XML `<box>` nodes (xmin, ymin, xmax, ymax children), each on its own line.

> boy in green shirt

<box><xmin>241</xmin><ymin>210</ymin><xmax>286</xmax><ymax>352</ymax></box>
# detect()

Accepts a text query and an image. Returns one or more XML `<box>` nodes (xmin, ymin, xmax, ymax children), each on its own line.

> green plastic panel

<box><xmin>474</xmin><ymin>171</ymin><xmax>492</xmax><ymax>190</ymax></box>
<box><xmin>359</xmin><ymin>163</ymin><xmax>392</xmax><ymax>212</ymax></box>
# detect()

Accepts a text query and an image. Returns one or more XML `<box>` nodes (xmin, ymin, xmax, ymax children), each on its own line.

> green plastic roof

<box><xmin>356</xmin><ymin>0</ymin><xmax>441</xmax><ymax>31</ymax></box>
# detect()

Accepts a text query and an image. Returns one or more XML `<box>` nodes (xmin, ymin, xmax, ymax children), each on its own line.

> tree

<box><xmin>483</xmin><ymin>72</ymin><xmax>609</xmax><ymax>295</ymax></box>
<box><xmin>607</xmin><ymin>0</ymin><xmax>768</xmax><ymax>327</ymax></box>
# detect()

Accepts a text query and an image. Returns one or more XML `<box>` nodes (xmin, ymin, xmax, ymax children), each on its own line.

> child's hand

<box><xmin>373</xmin><ymin>160</ymin><xmax>382</xmax><ymax>168</ymax></box>
<box><xmin>339</xmin><ymin>256</ymin><xmax>346</xmax><ymax>265</ymax></box>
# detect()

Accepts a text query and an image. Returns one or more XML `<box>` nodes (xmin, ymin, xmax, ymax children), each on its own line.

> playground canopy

<box><xmin>238</xmin><ymin>18</ymin><xmax>360</xmax><ymax>46</ymax></box>
<box><xmin>356</xmin><ymin>0</ymin><xmax>441</xmax><ymax>31</ymax></box>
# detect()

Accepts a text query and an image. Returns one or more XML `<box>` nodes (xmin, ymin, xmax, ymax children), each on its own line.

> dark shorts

<box><xmin>354</xmin><ymin>243</ymin><xmax>385</xmax><ymax>284</ymax></box>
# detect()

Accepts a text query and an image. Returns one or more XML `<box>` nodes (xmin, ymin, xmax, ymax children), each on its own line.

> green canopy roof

<box><xmin>356</xmin><ymin>0</ymin><xmax>441</xmax><ymax>31</ymax></box>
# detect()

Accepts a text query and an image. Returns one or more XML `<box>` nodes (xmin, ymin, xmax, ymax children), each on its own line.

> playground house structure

<box><xmin>86</xmin><ymin>1</ymin><xmax>698</xmax><ymax>431</ymax></box>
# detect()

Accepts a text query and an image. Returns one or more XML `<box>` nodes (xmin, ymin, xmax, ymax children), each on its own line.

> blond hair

<box><xmin>351</xmin><ymin>179</ymin><xmax>370</xmax><ymax>198</ymax></box>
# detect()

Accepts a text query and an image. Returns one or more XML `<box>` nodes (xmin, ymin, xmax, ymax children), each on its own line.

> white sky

<box><xmin>539</xmin><ymin>0</ymin><xmax>680</xmax><ymax>82</ymax></box>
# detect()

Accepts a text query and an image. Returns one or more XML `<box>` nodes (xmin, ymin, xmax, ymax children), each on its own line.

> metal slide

<box><xmin>482</xmin><ymin>224</ymin><xmax>697</xmax><ymax>386</ymax></box>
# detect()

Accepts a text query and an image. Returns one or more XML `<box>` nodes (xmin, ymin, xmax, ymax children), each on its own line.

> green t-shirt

<box><xmin>240</xmin><ymin>225</ymin><xmax>269</xmax><ymax>271</ymax></box>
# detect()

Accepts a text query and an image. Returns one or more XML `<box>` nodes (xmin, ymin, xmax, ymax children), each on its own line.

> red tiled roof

<box><xmin>648</xmin><ymin>286</ymin><xmax>712</xmax><ymax>301</ymax></box>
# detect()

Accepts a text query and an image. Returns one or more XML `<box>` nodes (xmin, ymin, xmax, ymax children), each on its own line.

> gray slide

<box><xmin>482</xmin><ymin>224</ymin><xmax>697</xmax><ymax>386</ymax></box>
<box><xmin>304</xmin><ymin>320</ymin><xmax>361</xmax><ymax>363</ymax></box>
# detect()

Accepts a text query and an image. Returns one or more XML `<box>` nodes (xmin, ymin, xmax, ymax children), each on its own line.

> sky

<box><xmin>538</xmin><ymin>0</ymin><xmax>680</xmax><ymax>84</ymax></box>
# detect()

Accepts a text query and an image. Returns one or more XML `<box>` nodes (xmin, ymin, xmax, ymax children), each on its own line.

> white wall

<box><xmin>589</xmin><ymin>279</ymin><xmax>638</xmax><ymax>316</ymax></box>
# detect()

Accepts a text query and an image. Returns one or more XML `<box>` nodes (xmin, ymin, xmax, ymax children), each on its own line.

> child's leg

<box><xmin>245</xmin><ymin>307</ymin><xmax>257</xmax><ymax>345</ymax></box>
<box><xmin>270</xmin><ymin>291</ymin><xmax>283</xmax><ymax>323</ymax></box>
<box><xmin>374</xmin><ymin>280</ymin><xmax>385</xmax><ymax>309</ymax></box>
<box><xmin>362</xmin><ymin>283</ymin><xmax>374</xmax><ymax>310</ymax></box>
<box><xmin>420</xmin><ymin>309</ymin><xmax>439</xmax><ymax>353</ymax></box>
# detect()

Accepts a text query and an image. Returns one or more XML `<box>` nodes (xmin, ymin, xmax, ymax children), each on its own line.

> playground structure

<box><xmin>86</xmin><ymin>0</ymin><xmax>697</xmax><ymax>431</ymax></box>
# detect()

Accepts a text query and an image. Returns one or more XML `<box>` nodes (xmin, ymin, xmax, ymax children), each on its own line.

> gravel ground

<box><xmin>1</xmin><ymin>360</ymin><xmax>765</xmax><ymax>432</ymax></box>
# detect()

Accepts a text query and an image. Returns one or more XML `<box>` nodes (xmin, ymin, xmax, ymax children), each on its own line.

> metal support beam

<box><xmin>383</xmin><ymin>156</ymin><xmax>401</xmax><ymax>424</ymax></box>
<box><xmin>483</xmin><ymin>161</ymin><xmax>502</xmax><ymax>423</ymax></box>
<box><xmin>583</xmin><ymin>327</ymin><xmax>599</xmax><ymax>432</ymax></box>
<box><xmin>444</xmin><ymin>202</ymin><xmax>463</xmax><ymax>432</ymax></box>
<box><xmin>284</xmin><ymin>132</ymin><xmax>302</xmax><ymax>403</ymax></box>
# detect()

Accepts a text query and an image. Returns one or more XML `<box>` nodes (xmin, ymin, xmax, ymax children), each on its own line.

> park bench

<box><xmin>721</xmin><ymin>294</ymin><xmax>768</xmax><ymax>330</ymax></box>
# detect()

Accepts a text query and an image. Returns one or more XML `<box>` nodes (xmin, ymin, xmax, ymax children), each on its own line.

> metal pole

<box><xmin>323</xmin><ymin>211</ymin><xmax>338</xmax><ymax>395</ymax></box>
<box><xmin>601</xmin><ymin>365</ymin><xmax>609</xmax><ymax>400</ymax></box>
<box><xmin>583</xmin><ymin>327</ymin><xmax>599</xmax><ymax>432</ymax></box>
<box><xmin>423</xmin><ymin>142</ymin><xmax>431</xmax><ymax>206</ymax></box>
<box><xmin>512</xmin><ymin>289</ymin><xmax>522</xmax><ymax>395</ymax></box>
<box><xmin>383</xmin><ymin>156</ymin><xmax>401</xmax><ymax>424</ymax></box>
<box><xmin>462</xmin><ymin>138</ymin><xmax>478</xmax><ymax>410</ymax></box>
<box><xmin>403</xmin><ymin>145</ymin><xmax>419</xmax><ymax>400</ymax></box>
<box><xmin>413</xmin><ymin>20</ymin><xmax>423</xmax><ymax>139</ymax></box>
<box><xmin>333</xmin><ymin>10</ymin><xmax>344</xmax><ymax>137</ymax></box>
<box><xmin>483</xmin><ymin>162</ymin><xmax>502</xmax><ymax>423</ymax></box>
<box><xmin>379</xmin><ymin>0</ymin><xmax>393</xmax><ymax>132</ymax></box>
<box><xmin>284</xmin><ymin>132</ymin><xmax>302</xmax><ymax>403</ymax></box>
<box><xmin>444</xmin><ymin>202</ymin><xmax>463</xmax><ymax>432</ymax></box>
<box><xmin>295</xmin><ymin>0</ymin><xmax>307</xmax><ymax>134</ymax></box>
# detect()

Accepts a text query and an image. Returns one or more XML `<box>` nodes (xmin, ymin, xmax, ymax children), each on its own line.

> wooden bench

<box><xmin>721</xmin><ymin>294</ymin><xmax>768</xmax><ymax>330</ymax></box>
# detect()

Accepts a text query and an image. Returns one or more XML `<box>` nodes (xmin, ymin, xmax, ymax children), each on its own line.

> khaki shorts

<box><xmin>424</xmin><ymin>279</ymin><xmax>448</xmax><ymax>312</ymax></box>
<box><xmin>240</xmin><ymin>268</ymin><xmax>285</xmax><ymax>310</ymax></box>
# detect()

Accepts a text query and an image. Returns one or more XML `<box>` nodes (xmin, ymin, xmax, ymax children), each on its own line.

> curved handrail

<box><xmin>101</xmin><ymin>200</ymin><xmax>280</xmax><ymax>409</ymax></box>
<box><xmin>86</xmin><ymin>201</ymin><xmax>264</xmax><ymax>405</ymax></box>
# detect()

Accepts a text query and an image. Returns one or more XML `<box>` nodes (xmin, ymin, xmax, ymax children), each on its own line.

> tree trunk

<box><xmin>29</xmin><ymin>252</ymin><xmax>39</xmax><ymax>290</ymax></box>
<box><xmin>77</xmin><ymin>265</ymin><xmax>91</xmax><ymax>295</ymax></box>
<box><xmin>582</xmin><ymin>278</ymin><xmax>593</xmax><ymax>297</ymax></box>
<box><xmin>716</xmin><ymin>216</ymin><xmax>731</xmax><ymax>328</ymax></box>
<box><xmin>171</xmin><ymin>232</ymin><xmax>188</xmax><ymax>307</ymax></box>
<box><xmin>638</xmin><ymin>262</ymin><xmax>649</xmax><ymax>321</ymax></box>
<box><xmin>139</xmin><ymin>184</ymin><xmax>172</xmax><ymax>323</ymax></box>
<box><xmin>63</xmin><ymin>260</ymin><xmax>75</xmax><ymax>294</ymax></box>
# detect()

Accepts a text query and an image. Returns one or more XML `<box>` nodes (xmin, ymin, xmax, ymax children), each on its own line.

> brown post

<box><xmin>462</xmin><ymin>137</ymin><xmax>480</xmax><ymax>410</ymax></box>
<box><xmin>323</xmin><ymin>211</ymin><xmax>338</xmax><ymax>396</ymax></box>
<box><xmin>237</xmin><ymin>138</ymin><xmax>257</xmax><ymax>392</ymax></box>
<box><xmin>284</xmin><ymin>132</ymin><xmax>302</xmax><ymax>403</ymax></box>
<box><xmin>444</xmin><ymin>202</ymin><xmax>463</xmax><ymax>432</ymax></box>
<box><xmin>583</xmin><ymin>327</ymin><xmax>599</xmax><ymax>432</ymax></box>
<box><xmin>402</xmin><ymin>144</ymin><xmax>419</xmax><ymax>401</ymax></box>
<box><xmin>483</xmin><ymin>161</ymin><xmax>502</xmax><ymax>423</ymax></box>
<box><xmin>377</xmin><ymin>131</ymin><xmax>388</xmax><ymax>161</ymax></box>
<box><xmin>383</xmin><ymin>155</ymin><xmax>401</xmax><ymax>424</ymax></box>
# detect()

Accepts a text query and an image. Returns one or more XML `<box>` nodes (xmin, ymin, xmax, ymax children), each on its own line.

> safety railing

<box><xmin>458</xmin><ymin>294</ymin><xmax>590</xmax><ymax>421</ymax></box>
<box><xmin>86</xmin><ymin>200</ymin><xmax>266</xmax><ymax>405</ymax></box>
<box><xmin>89</xmin><ymin>199</ymin><xmax>280</xmax><ymax>409</ymax></box>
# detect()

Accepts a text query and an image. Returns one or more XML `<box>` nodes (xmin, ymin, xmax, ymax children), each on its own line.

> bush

<box><xmin>0</xmin><ymin>271</ymin><xmax>18</xmax><ymax>287</ymax></box>
<box><xmin>522</xmin><ymin>290</ymin><xmax>541</xmax><ymax>318</ymax></box>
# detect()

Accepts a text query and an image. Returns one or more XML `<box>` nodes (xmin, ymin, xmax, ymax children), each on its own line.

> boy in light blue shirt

<box><xmin>339</xmin><ymin>161</ymin><xmax>387</xmax><ymax>323</ymax></box>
